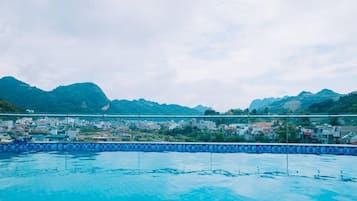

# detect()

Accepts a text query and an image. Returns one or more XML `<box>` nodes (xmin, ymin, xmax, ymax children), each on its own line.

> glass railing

<box><xmin>0</xmin><ymin>113</ymin><xmax>356</xmax><ymax>184</ymax></box>
<box><xmin>0</xmin><ymin>113</ymin><xmax>356</xmax><ymax>145</ymax></box>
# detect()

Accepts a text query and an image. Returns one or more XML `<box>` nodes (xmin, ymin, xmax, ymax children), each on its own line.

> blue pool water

<box><xmin>0</xmin><ymin>152</ymin><xmax>356</xmax><ymax>201</ymax></box>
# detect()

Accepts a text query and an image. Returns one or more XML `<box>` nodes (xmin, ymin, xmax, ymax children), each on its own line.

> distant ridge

<box><xmin>0</xmin><ymin>76</ymin><xmax>202</xmax><ymax>114</ymax></box>
<box><xmin>249</xmin><ymin>89</ymin><xmax>342</xmax><ymax>113</ymax></box>
<box><xmin>108</xmin><ymin>99</ymin><xmax>200</xmax><ymax>115</ymax></box>
<box><xmin>249</xmin><ymin>97</ymin><xmax>282</xmax><ymax>111</ymax></box>
<box><xmin>309</xmin><ymin>92</ymin><xmax>357</xmax><ymax>114</ymax></box>
<box><xmin>1</xmin><ymin>76</ymin><xmax>355</xmax><ymax>115</ymax></box>
<box><xmin>193</xmin><ymin>105</ymin><xmax>212</xmax><ymax>113</ymax></box>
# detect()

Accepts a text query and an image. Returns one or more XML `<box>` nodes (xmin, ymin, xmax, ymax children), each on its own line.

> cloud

<box><xmin>0</xmin><ymin>0</ymin><xmax>357</xmax><ymax>111</ymax></box>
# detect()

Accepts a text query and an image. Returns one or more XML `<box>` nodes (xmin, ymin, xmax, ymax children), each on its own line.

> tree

<box><xmin>225</xmin><ymin>108</ymin><xmax>245</xmax><ymax>115</ymax></box>
<box><xmin>264</xmin><ymin>107</ymin><xmax>269</xmax><ymax>114</ymax></box>
<box><xmin>250</xmin><ymin>109</ymin><xmax>257</xmax><ymax>115</ymax></box>
<box><xmin>0</xmin><ymin>98</ymin><xmax>22</xmax><ymax>113</ymax></box>
<box><xmin>275</xmin><ymin>123</ymin><xmax>300</xmax><ymax>143</ymax></box>
<box><xmin>212</xmin><ymin>132</ymin><xmax>224</xmax><ymax>142</ymax></box>
<box><xmin>204</xmin><ymin>109</ymin><xmax>220</xmax><ymax>115</ymax></box>
<box><xmin>329</xmin><ymin>117</ymin><xmax>339</xmax><ymax>126</ymax></box>
<box><xmin>300</xmin><ymin>117</ymin><xmax>311</xmax><ymax>127</ymax></box>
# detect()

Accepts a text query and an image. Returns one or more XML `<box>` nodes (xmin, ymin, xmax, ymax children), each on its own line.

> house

<box><xmin>301</xmin><ymin>128</ymin><xmax>314</xmax><ymax>137</ymax></box>
<box><xmin>251</xmin><ymin>122</ymin><xmax>274</xmax><ymax>135</ymax></box>
<box><xmin>167</xmin><ymin>122</ymin><xmax>179</xmax><ymax>130</ymax></box>
<box><xmin>236</xmin><ymin>124</ymin><xmax>250</xmax><ymax>136</ymax></box>
<box><xmin>16</xmin><ymin>117</ymin><xmax>33</xmax><ymax>125</ymax></box>
<box><xmin>0</xmin><ymin>133</ymin><xmax>12</xmax><ymax>143</ymax></box>
<box><xmin>197</xmin><ymin>120</ymin><xmax>216</xmax><ymax>130</ymax></box>
<box><xmin>1</xmin><ymin>120</ymin><xmax>14</xmax><ymax>131</ymax></box>
<box><xmin>66</xmin><ymin>129</ymin><xmax>79</xmax><ymax>140</ymax></box>
<box><xmin>340</xmin><ymin>126</ymin><xmax>357</xmax><ymax>144</ymax></box>
<box><xmin>316</xmin><ymin>125</ymin><xmax>341</xmax><ymax>144</ymax></box>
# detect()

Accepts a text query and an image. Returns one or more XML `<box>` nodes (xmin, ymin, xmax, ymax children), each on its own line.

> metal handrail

<box><xmin>0</xmin><ymin>113</ymin><xmax>357</xmax><ymax>118</ymax></box>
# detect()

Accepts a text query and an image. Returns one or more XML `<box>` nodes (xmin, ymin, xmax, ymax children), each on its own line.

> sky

<box><xmin>0</xmin><ymin>0</ymin><xmax>357</xmax><ymax>111</ymax></box>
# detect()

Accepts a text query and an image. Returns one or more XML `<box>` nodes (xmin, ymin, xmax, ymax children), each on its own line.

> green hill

<box><xmin>0</xmin><ymin>76</ymin><xmax>50</xmax><ymax>111</ymax></box>
<box><xmin>109</xmin><ymin>99</ymin><xmax>200</xmax><ymax>115</ymax></box>
<box><xmin>0</xmin><ymin>76</ymin><xmax>110</xmax><ymax>113</ymax></box>
<box><xmin>249</xmin><ymin>89</ymin><xmax>342</xmax><ymax>113</ymax></box>
<box><xmin>308</xmin><ymin>92</ymin><xmax>357</xmax><ymax>114</ymax></box>
<box><xmin>0</xmin><ymin>76</ymin><xmax>201</xmax><ymax>114</ymax></box>
<box><xmin>249</xmin><ymin>97</ymin><xmax>282</xmax><ymax>111</ymax></box>
<box><xmin>0</xmin><ymin>98</ymin><xmax>22</xmax><ymax>113</ymax></box>
<box><xmin>49</xmin><ymin>83</ymin><xmax>110</xmax><ymax>113</ymax></box>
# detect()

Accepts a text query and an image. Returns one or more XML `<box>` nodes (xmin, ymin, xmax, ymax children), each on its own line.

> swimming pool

<box><xmin>0</xmin><ymin>151</ymin><xmax>356</xmax><ymax>201</ymax></box>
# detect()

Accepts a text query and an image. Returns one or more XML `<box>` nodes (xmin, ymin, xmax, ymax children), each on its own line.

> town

<box><xmin>1</xmin><ymin>116</ymin><xmax>356</xmax><ymax>144</ymax></box>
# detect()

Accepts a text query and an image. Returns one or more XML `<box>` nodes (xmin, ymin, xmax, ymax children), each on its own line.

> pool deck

<box><xmin>0</xmin><ymin>142</ymin><xmax>356</xmax><ymax>155</ymax></box>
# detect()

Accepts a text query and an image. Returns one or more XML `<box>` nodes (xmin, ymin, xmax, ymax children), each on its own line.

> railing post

<box><xmin>286</xmin><ymin>116</ymin><xmax>289</xmax><ymax>175</ymax></box>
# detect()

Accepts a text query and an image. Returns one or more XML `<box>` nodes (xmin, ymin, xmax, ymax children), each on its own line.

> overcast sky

<box><xmin>0</xmin><ymin>0</ymin><xmax>357</xmax><ymax>111</ymax></box>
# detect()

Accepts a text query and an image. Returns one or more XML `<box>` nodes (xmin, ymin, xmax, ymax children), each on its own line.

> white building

<box><xmin>198</xmin><ymin>120</ymin><xmax>216</xmax><ymax>130</ymax></box>
<box><xmin>16</xmin><ymin>117</ymin><xmax>33</xmax><ymax>125</ymax></box>
<box><xmin>49</xmin><ymin>129</ymin><xmax>58</xmax><ymax>135</ymax></box>
<box><xmin>0</xmin><ymin>133</ymin><xmax>12</xmax><ymax>143</ymax></box>
<box><xmin>1</xmin><ymin>120</ymin><xmax>14</xmax><ymax>131</ymax></box>
<box><xmin>66</xmin><ymin>129</ymin><xmax>79</xmax><ymax>140</ymax></box>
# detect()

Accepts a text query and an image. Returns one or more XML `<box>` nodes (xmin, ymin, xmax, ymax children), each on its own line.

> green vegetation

<box><xmin>49</xmin><ymin>83</ymin><xmax>110</xmax><ymax>113</ymax></box>
<box><xmin>0</xmin><ymin>76</ymin><xmax>355</xmax><ymax>115</ymax></box>
<box><xmin>0</xmin><ymin>76</ymin><xmax>201</xmax><ymax>114</ymax></box>
<box><xmin>249</xmin><ymin>89</ymin><xmax>341</xmax><ymax>114</ymax></box>
<box><xmin>0</xmin><ymin>76</ymin><xmax>50</xmax><ymax>111</ymax></box>
<box><xmin>204</xmin><ymin>109</ymin><xmax>219</xmax><ymax>115</ymax></box>
<box><xmin>0</xmin><ymin>98</ymin><xmax>22</xmax><ymax>113</ymax></box>
<box><xmin>0</xmin><ymin>76</ymin><xmax>110</xmax><ymax>113</ymax></box>
<box><xmin>275</xmin><ymin>123</ymin><xmax>300</xmax><ymax>143</ymax></box>
<box><xmin>309</xmin><ymin>92</ymin><xmax>357</xmax><ymax>114</ymax></box>
<box><xmin>109</xmin><ymin>99</ymin><xmax>200</xmax><ymax>115</ymax></box>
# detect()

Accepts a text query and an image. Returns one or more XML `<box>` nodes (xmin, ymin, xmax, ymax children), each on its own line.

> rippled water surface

<box><xmin>0</xmin><ymin>152</ymin><xmax>356</xmax><ymax>201</ymax></box>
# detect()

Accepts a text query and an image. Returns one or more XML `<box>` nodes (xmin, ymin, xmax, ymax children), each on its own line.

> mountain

<box><xmin>308</xmin><ymin>92</ymin><xmax>357</xmax><ymax>114</ymax></box>
<box><xmin>0</xmin><ymin>76</ymin><xmax>202</xmax><ymax>114</ymax></box>
<box><xmin>0</xmin><ymin>76</ymin><xmax>50</xmax><ymax>111</ymax></box>
<box><xmin>249</xmin><ymin>89</ymin><xmax>342</xmax><ymax>113</ymax></box>
<box><xmin>109</xmin><ymin>99</ymin><xmax>200</xmax><ymax>115</ymax></box>
<box><xmin>192</xmin><ymin>105</ymin><xmax>212</xmax><ymax>113</ymax></box>
<box><xmin>49</xmin><ymin>83</ymin><xmax>110</xmax><ymax>113</ymax></box>
<box><xmin>315</xmin><ymin>89</ymin><xmax>341</xmax><ymax>99</ymax></box>
<box><xmin>249</xmin><ymin>97</ymin><xmax>282</xmax><ymax>111</ymax></box>
<box><xmin>0</xmin><ymin>76</ymin><xmax>110</xmax><ymax>113</ymax></box>
<box><xmin>0</xmin><ymin>98</ymin><xmax>22</xmax><ymax>113</ymax></box>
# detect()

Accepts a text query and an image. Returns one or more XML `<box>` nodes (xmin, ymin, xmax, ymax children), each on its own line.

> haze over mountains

<box><xmin>0</xmin><ymin>76</ymin><xmax>356</xmax><ymax>114</ymax></box>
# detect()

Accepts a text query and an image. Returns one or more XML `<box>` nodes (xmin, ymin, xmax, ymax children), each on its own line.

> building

<box><xmin>316</xmin><ymin>125</ymin><xmax>341</xmax><ymax>144</ymax></box>
<box><xmin>0</xmin><ymin>133</ymin><xmax>12</xmax><ymax>143</ymax></box>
